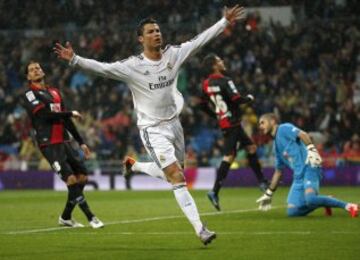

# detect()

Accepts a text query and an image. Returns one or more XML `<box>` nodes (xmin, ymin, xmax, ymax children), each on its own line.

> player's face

<box><xmin>259</xmin><ymin>117</ymin><xmax>273</xmax><ymax>135</ymax></box>
<box><xmin>214</xmin><ymin>56</ymin><xmax>226</xmax><ymax>72</ymax></box>
<box><xmin>27</xmin><ymin>63</ymin><xmax>45</xmax><ymax>82</ymax></box>
<box><xmin>139</xmin><ymin>23</ymin><xmax>163</xmax><ymax>50</ymax></box>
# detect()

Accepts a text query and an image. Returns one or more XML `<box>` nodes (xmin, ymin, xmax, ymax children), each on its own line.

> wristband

<box><xmin>265</xmin><ymin>188</ymin><xmax>273</xmax><ymax>197</ymax></box>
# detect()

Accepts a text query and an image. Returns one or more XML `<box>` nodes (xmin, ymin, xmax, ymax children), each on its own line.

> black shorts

<box><xmin>222</xmin><ymin>126</ymin><xmax>254</xmax><ymax>156</ymax></box>
<box><xmin>40</xmin><ymin>142</ymin><xmax>88</xmax><ymax>181</ymax></box>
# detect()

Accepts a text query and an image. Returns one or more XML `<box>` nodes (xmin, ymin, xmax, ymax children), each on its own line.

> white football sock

<box><xmin>345</xmin><ymin>203</ymin><xmax>358</xmax><ymax>211</ymax></box>
<box><xmin>132</xmin><ymin>162</ymin><xmax>167</xmax><ymax>181</ymax></box>
<box><xmin>173</xmin><ymin>183</ymin><xmax>203</xmax><ymax>234</ymax></box>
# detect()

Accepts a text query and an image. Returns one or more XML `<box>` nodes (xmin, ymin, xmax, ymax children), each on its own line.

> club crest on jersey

<box><xmin>159</xmin><ymin>155</ymin><xmax>166</xmax><ymax>163</ymax></box>
<box><xmin>167</xmin><ymin>62</ymin><xmax>173</xmax><ymax>70</ymax></box>
<box><xmin>26</xmin><ymin>91</ymin><xmax>36</xmax><ymax>102</ymax></box>
<box><xmin>50</xmin><ymin>103</ymin><xmax>61</xmax><ymax>112</ymax></box>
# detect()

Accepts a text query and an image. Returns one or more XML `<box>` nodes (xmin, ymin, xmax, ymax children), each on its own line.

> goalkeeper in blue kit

<box><xmin>256</xmin><ymin>113</ymin><xmax>358</xmax><ymax>217</ymax></box>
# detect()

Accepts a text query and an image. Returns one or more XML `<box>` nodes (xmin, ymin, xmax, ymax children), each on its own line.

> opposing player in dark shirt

<box><xmin>201</xmin><ymin>54</ymin><xmax>268</xmax><ymax>211</ymax></box>
<box><xmin>21</xmin><ymin>61</ymin><xmax>103</xmax><ymax>228</ymax></box>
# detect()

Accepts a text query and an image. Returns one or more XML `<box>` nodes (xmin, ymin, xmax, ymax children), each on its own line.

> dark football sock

<box><xmin>61</xmin><ymin>184</ymin><xmax>78</xmax><ymax>220</ymax></box>
<box><xmin>213</xmin><ymin>161</ymin><xmax>231</xmax><ymax>195</ymax></box>
<box><xmin>77</xmin><ymin>195</ymin><xmax>95</xmax><ymax>221</ymax></box>
<box><xmin>76</xmin><ymin>183</ymin><xmax>94</xmax><ymax>221</ymax></box>
<box><xmin>62</xmin><ymin>183</ymin><xmax>94</xmax><ymax>221</ymax></box>
<box><xmin>247</xmin><ymin>152</ymin><xmax>266</xmax><ymax>183</ymax></box>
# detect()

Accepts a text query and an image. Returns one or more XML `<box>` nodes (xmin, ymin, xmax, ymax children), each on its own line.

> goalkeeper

<box><xmin>256</xmin><ymin>113</ymin><xmax>358</xmax><ymax>217</ymax></box>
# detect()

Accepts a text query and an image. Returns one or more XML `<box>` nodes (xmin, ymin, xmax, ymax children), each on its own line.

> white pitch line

<box><xmin>105</xmin><ymin>206</ymin><xmax>281</xmax><ymax>226</ymax></box>
<box><xmin>3</xmin><ymin>206</ymin><xmax>284</xmax><ymax>235</ymax></box>
<box><xmin>5</xmin><ymin>230</ymin><xmax>360</xmax><ymax>236</ymax></box>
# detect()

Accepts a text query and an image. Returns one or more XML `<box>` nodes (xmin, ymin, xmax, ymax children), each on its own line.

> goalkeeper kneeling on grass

<box><xmin>256</xmin><ymin>113</ymin><xmax>358</xmax><ymax>218</ymax></box>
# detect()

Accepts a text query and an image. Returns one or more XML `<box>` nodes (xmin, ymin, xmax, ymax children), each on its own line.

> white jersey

<box><xmin>70</xmin><ymin>18</ymin><xmax>228</xmax><ymax>128</ymax></box>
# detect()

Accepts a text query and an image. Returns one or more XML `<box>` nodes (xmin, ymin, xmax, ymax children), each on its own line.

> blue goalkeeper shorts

<box><xmin>287</xmin><ymin>166</ymin><xmax>322</xmax><ymax>207</ymax></box>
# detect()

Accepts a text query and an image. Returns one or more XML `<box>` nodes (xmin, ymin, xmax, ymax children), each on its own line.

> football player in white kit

<box><xmin>54</xmin><ymin>5</ymin><xmax>246</xmax><ymax>245</ymax></box>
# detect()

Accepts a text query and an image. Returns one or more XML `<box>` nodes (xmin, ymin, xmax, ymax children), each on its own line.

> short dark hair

<box><xmin>25</xmin><ymin>60</ymin><xmax>39</xmax><ymax>76</ymax></box>
<box><xmin>260</xmin><ymin>113</ymin><xmax>279</xmax><ymax>123</ymax></box>
<box><xmin>201</xmin><ymin>53</ymin><xmax>218</xmax><ymax>76</ymax></box>
<box><xmin>136</xmin><ymin>17</ymin><xmax>158</xmax><ymax>36</ymax></box>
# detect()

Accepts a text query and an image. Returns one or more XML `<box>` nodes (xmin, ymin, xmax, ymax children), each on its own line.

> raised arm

<box><xmin>54</xmin><ymin>42</ymin><xmax>131</xmax><ymax>81</ymax></box>
<box><xmin>176</xmin><ymin>5</ymin><xmax>246</xmax><ymax>65</ymax></box>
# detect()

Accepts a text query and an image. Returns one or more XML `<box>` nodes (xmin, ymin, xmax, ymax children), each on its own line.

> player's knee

<box><xmin>167</xmin><ymin>171</ymin><xmax>185</xmax><ymax>184</ymax></box>
<box><xmin>163</xmin><ymin>163</ymin><xmax>185</xmax><ymax>184</ymax></box>
<box><xmin>287</xmin><ymin>206</ymin><xmax>303</xmax><ymax>217</ymax></box>
<box><xmin>66</xmin><ymin>175</ymin><xmax>78</xmax><ymax>185</ymax></box>
<box><xmin>77</xmin><ymin>174</ymin><xmax>88</xmax><ymax>184</ymax></box>
<box><xmin>305</xmin><ymin>188</ymin><xmax>318</xmax><ymax>207</ymax></box>
<box><xmin>305</xmin><ymin>193</ymin><xmax>318</xmax><ymax>207</ymax></box>
<box><xmin>287</xmin><ymin>208</ymin><xmax>299</xmax><ymax>217</ymax></box>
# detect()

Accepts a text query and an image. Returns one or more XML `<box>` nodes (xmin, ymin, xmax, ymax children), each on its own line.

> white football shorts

<box><xmin>139</xmin><ymin>117</ymin><xmax>185</xmax><ymax>169</ymax></box>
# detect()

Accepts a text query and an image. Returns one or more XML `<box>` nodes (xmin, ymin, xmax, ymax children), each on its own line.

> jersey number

<box><xmin>210</xmin><ymin>94</ymin><xmax>228</xmax><ymax>114</ymax></box>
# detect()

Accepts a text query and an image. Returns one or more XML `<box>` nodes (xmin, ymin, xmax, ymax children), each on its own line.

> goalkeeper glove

<box><xmin>256</xmin><ymin>189</ymin><xmax>273</xmax><ymax>211</ymax></box>
<box><xmin>305</xmin><ymin>144</ymin><xmax>322</xmax><ymax>167</ymax></box>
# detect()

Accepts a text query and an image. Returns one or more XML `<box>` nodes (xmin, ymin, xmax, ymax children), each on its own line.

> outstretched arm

<box><xmin>53</xmin><ymin>42</ymin><xmax>131</xmax><ymax>81</ymax></box>
<box><xmin>176</xmin><ymin>5</ymin><xmax>246</xmax><ymax>65</ymax></box>
<box><xmin>256</xmin><ymin>169</ymin><xmax>282</xmax><ymax>211</ymax></box>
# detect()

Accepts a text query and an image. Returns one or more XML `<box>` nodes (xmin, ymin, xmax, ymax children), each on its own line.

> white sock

<box><xmin>132</xmin><ymin>162</ymin><xmax>167</xmax><ymax>181</ymax></box>
<box><xmin>345</xmin><ymin>203</ymin><xmax>358</xmax><ymax>211</ymax></box>
<box><xmin>173</xmin><ymin>183</ymin><xmax>203</xmax><ymax>234</ymax></box>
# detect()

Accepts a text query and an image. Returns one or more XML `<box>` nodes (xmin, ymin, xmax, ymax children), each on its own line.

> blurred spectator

<box><xmin>1</xmin><ymin>1</ymin><xmax>359</xmax><ymax>169</ymax></box>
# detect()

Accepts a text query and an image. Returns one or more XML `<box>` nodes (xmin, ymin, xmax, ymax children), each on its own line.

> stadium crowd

<box><xmin>0</xmin><ymin>0</ymin><xmax>359</xmax><ymax>170</ymax></box>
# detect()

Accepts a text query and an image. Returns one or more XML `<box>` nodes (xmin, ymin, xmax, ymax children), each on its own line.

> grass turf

<box><xmin>0</xmin><ymin>187</ymin><xmax>359</xmax><ymax>260</ymax></box>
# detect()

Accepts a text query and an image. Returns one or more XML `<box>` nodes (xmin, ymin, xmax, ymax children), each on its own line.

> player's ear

<box><xmin>138</xmin><ymin>35</ymin><xmax>144</xmax><ymax>44</ymax></box>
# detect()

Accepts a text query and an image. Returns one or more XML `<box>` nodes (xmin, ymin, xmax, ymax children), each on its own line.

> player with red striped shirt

<box><xmin>22</xmin><ymin>61</ymin><xmax>103</xmax><ymax>228</ymax></box>
<box><xmin>201</xmin><ymin>54</ymin><xmax>268</xmax><ymax>211</ymax></box>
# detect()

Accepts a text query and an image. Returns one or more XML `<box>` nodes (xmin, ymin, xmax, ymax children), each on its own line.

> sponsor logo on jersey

<box><xmin>149</xmin><ymin>78</ymin><xmax>175</xmax><ymax>90</ymax></box>
<box><xmin>167</xmin><ymin>62</ymin><xmax>173</xmax><ymax>70</ymax></box>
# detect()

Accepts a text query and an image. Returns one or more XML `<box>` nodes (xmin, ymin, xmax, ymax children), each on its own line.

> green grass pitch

<box><xmin>0</xmin><ymin>187</ymin><xmax>359</xmax><ymax>259</ymax></box>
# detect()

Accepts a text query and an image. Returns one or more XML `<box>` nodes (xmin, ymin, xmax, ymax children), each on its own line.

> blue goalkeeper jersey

<box><xmin>273</xmin><ymin>123</ymin><xmax>308</xmax><ymax>178</ymax></box>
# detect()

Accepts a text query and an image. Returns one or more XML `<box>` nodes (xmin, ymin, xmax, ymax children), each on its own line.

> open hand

<box><xmin>80</xmin><ymin>144</ymin><xmax>91</xmax><ymax>160</ymax></box>
<box><xmin>223</xmin><ymin>5</ymin><xmax>246</xmax><ymax>25</ymax></box>
<box><xmin>53</xmin><ymin>42</ymin><xmax>75</xmax><ymax>61</ymax></box>
<box><xmin>71</xmin><ymin>110</ymin><xmax>83</xmax><ymax>120</ymax></box>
